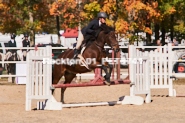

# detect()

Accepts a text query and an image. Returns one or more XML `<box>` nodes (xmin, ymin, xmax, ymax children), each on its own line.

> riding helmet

<box><xmin>97</xmin><ymin>12</ymin><xmax>108</xmax><ymax>18</ymax></box>
<box><xmin>24</xmin><ymin>33</ymin><xmax>29</xmax><ymax>37</ymax></box>
<box><xmin>11</xmin><ymin>34</ymin><xmax>16</xmax><ymax>39</ymax></box>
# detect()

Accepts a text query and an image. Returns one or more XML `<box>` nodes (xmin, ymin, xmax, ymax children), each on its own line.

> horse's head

<box><xmin>105</xmin><ymin>31</ymin><xmax>119</xmax><ymax>52</ymax></box>
<box><xmin>97</xmin><ymin>24</ymin><xmax>120</xmax><ymax>52</ymax></box>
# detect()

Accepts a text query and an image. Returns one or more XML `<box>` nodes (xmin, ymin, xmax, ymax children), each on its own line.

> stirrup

<box><xmin>73</xmin><ymin>54</ymin><xmax>78</xmax><ymax>59</ymax></box>
<box><xmin>73</xmin><ymin>49</ymin><xmax>80</xmax><ymax>59</ymax></box>
<box><xmin>72</xmin><ymin>49</ymin><xmax>80</xmax><ymax>67</ymax></box>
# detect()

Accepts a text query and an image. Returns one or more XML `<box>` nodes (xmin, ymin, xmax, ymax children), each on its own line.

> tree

<box><xmin>0</xmin><ymin>0</ymin><xmax>56</xmax><ymax>45</ymax></box>
<box><xmin>50</xmin><ymin>0</ymin><xmax>80</xmax><ymax>29</ymax></box>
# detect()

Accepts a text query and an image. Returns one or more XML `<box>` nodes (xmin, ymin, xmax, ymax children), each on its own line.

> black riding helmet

<box><xmin>97</xmin><ymin>12</ymin><xmax>108</xmax><ymax>18</ymax></box>
<box><xmin>24</xmin><ymin>33</ymin><xmax>29</xmax><ymax>37</ymax></box>
<box><xmin>11</xmin><ymin>34</ymin><xmax>16</xmax><ymax>39</ymax></box>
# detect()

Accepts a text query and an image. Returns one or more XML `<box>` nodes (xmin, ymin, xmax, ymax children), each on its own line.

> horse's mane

<box><xmin>96</xmin><ymin>23</ymin><xmax>115</xmax><ymax>35</ymax></box>
<box><xmin>82</xmin><ymin>24</ymin><xmax>115</xmax><ymax>48</ymax></box>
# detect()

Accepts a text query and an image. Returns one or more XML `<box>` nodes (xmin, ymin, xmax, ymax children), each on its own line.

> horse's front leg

<box><xmin>105</xmin><ymin>63</ymin><xmax>113</xmax><ymax>79</ymax></box>
<box><xmin>6</xmin><ymin>64</ymin><xmax>12</xmax><ymax>83</ymax></box>
<box><xmin>101</xmin><ymin>63</ymin><xmax>113</xmax><ymax>86</ymax></box>
<box><xmin>61</xmin><ymin>87</ymin><xmax>67</xmax><ymax>103</ymax></box>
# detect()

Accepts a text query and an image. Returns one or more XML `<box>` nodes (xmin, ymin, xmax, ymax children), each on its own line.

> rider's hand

<box><xmin>91</xmin><ymin>31</ymin><xmax>96</xmax><ymax>36</ymax></box>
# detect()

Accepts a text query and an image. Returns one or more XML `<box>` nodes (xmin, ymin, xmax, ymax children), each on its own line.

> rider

<box><xmin>22</xmin><ymin>33</ymin><xmax>30</xmax><ymax>61</ymax></box>
<box><xmin>73</xmin><ymin>12</ymin><xmax>108</xmax><ymax>59</ymax></box>
<box><xmin>5</xmin><ymin>34</ymin><xmax>17</xmax><ymax>60</ymax></box>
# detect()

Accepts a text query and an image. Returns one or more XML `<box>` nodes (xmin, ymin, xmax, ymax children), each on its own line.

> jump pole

<box><xmin>116</xmin><ymin>50</ymin><xmax>121</xmax><ymax>80</ymax></box>
<box><xmin>111</xmin><ymin>49</ymin><xmax>122</xmax><ymax>80</ymax></box>
<box><xmin>112</xmin><ymin>50</ymin><xmax>114</xmax><ymax>80</ymax></box>
<box><xmin>88</xmin><ymin>49</ymin><xmax>124</xmax><ymax>84</ymax></box>
<box><xmin>51</xmin><ymin>80</ymin><xmax>131</xmax><ymax>88</ymax></box>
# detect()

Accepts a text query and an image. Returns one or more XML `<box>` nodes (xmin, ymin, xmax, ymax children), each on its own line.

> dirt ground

<box><xmin>0</xmin><ymin>81</ymin><xmax>185</xmax><ymax>123</ymax></box>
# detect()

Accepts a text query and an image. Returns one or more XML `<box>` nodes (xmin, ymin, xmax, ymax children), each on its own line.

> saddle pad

<box><xmin>81</xmin><ymin>47</ymin><xmax>86</xmax><ymax>55</ymax></box>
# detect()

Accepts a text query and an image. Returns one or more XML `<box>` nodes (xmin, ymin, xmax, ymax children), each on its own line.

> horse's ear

<box><xmin>109</xmin><ymin>27</ymin><xmax>115</xmax><ymax>31</ymax></box>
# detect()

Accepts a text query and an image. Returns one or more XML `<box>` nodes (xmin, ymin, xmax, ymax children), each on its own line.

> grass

<box><xmin>3</xmin><ymin>70</ymin><xmax>7</xmax><ymax>74</ymax></box>
<box><xmin>0</xmin><ymin>70</ymin><xmax>8</xmax><ymax>81</ymax></box>
<box><xmin>0</xmin><ymin>82</ymin><xmax>16</xmax><ymax>85</ymax></box>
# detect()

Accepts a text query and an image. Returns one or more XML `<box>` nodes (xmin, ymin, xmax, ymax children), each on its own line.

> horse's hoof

<box><xmin>104</xmin><ymin>81</ymin><xmax>111</xmax><ymax>86</ymax></box>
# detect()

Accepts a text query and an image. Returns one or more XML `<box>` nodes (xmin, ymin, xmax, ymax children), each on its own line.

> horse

<box><xmin>6</xmin><ymin>52</ymin><xmax>20</xmax><ymax>83</ymax></box>
<box><xmin>52</xmin><ymin>24</ymin><xmax>119</xmax><ymax>103</ymax></box>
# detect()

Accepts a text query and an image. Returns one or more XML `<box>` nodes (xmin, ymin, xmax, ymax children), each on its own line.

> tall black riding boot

<box><xmin>72</xmin><ymin>49</ymin><xmax>80</xmax><ymax>67</ymax></box>
<box><xmin>73</xmin><ymin>49</ymin><xmax>80</xmax><ymax>59</ymax></box>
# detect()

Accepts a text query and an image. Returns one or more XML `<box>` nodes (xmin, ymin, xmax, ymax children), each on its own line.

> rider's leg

<box><xmin>73</xmin><ymin>31</ymin><xmax>84</xmax><ymax>58</ymax></box>
<box><xmin>23</xmin><ymin>51</ymin><xmax>27</xmax><ymax>61</ymax></box>
<box><xmin>76</xmin><ymin>31</ymin><xmax>84</xmax><ymax>50</ymax></box>
<box><xmin>5</xmin><ymin>52</ymin><xmax>11</xmax><ymax>60</ymax></box>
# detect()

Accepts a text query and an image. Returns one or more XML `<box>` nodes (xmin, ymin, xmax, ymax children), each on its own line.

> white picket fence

<box><xmin>25</xmin><ymin>46</ymin><xmax>52</xmax><ymax>111</ymax></box>
<box><xmin>129</xmin><ymin>45</ymin><xmax>151</xmax><ymax>101</ymax></box>
<box><xmin>149</xmin><ymin>44</ymin><xmax>174</xmax><ymax>96</ymax></box>
<box><xmin>25</xmin><ymin>46</ymin><xmax>151</xmax><ymax>111</ymax></box>
<box><xmin>25</xmin><ymin>43</ymin><xmax>185</xmax><ymax>110</ymax></box>
<box><xmin>131</xmin><ymin>44</ymin><xmax>176</xmax><ymax>96</ymax></box>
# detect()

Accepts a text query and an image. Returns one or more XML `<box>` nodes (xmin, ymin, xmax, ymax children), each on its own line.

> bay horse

<box><xmin>52</xmin><ymin>24</ymin><xmax>119</xmax><ymax>103</ymax></box>
<box><xmin>6</xmin><ymin>52</ymin><xmax>20</xmax><ymax>83</ymax></box>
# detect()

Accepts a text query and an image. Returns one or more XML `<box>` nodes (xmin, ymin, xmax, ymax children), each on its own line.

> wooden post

<box><xmin>112</xmin><ymin>50</ymin><xmax>114</xmax><ymax>80</ymax></box>
<box><xmin>116</xmin><ymin>50</ymin><xmax>120</xmax><ymax>80</ymax></box>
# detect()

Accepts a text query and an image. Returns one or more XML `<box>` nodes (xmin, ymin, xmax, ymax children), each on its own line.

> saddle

<box><xmin>5</xmin><ymin>52</ymin><xmax>21</xmax><ymax>61</ymax></box>
<box><xmin>80</xmin><ymin>28</ymin><xmax>101</xmax><ymax>50</ymax></box>
<box><xmin>76</xmin><ymin>28</ymin><xmax>103</xmax><ymax>69</ymax></box>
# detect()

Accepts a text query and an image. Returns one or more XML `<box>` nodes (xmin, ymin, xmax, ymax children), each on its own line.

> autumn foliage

<box><xmin>0</xmin><ymin>0</ymin><xmax>184</xmax><ymax>44</ymax></box>
<box><xmin>49</xmin><ymin>0</ymin><xmax>179</xmax><ymax>39</ymax></box>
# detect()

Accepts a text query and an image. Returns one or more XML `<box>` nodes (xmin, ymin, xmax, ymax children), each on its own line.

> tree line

<box><xmin>0</xmin><ymin>0</ymin><xmax>185</xmax><ymax>45</ymax></box>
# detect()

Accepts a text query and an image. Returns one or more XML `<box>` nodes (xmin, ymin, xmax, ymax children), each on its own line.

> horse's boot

<box><xmin>104</xmin><ymin>75</ymin><xmax>111</xmax><ymax>86</ymax></box>
<box><xmin>71</xmin><ymin>49</ymin><xmax>80</xmax><ymax>67</ymax></box>
<box><xmin>23</xmin><ymin>56</ymin><xmax>26</xmax><ymax>61</ymax></box>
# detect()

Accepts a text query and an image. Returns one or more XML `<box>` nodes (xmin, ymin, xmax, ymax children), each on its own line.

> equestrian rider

<box><xmin>5</xmin><ymin>34</ymin><xmax>17</xmax><ymax>60</ymax></box>
<box><xmin>73</xmin><ymin>12</ymin><xmax>108</xmax><ymax>59</ymax></box>
<box><xmin>22</xmin><ymin>33</ymin><xmax>30</xmax><ymax>61</ymax></box>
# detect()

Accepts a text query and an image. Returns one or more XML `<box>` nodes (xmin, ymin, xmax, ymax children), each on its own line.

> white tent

<box><xmin>35</xmin><ymin>34</ymin><xmax>52</xmax><ymax>45</ymax></box>
<box><xmin>0</xmin><ymin>33</ymin><xmax>11</xmax><ymax>43</ymax></box>
<box><xmin>0</xmin><ymin>33</ymin><xmax>66</xmax><ymax>47</ymax></box>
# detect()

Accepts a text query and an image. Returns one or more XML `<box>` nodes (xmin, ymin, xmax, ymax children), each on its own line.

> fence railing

<box><xmin>0</xmin><ymin>45</ymin><xmax>185</xmax><ymax>81</ymax></box>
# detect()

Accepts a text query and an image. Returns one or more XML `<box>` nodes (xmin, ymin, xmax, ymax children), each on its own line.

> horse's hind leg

<box><xmin>12</xmin><ymin>63</ymin><xmax>16</xmax><ymax>83</ymax></box>
<box><xmin>52</xmin><ymin>65</ymin><xmax>64</xmax><ymax>96</ymax></box>
<box><xmin>61</xmin><ymin>71</ymin><xmax>76</xmax><ymax>103</ymax></box>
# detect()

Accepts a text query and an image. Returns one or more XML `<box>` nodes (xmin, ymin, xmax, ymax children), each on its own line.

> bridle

<box><xmin>107</xmin><ymin>31</ymin><xmax>118</xmax><ymax>48</ymax></box>
<box><xmin>110</xmin><ymin>42</ymin><xmax>118</xmax><ymax>47</ymax></box>
<box><xmin>94</xmin><ymin>30</ymin><xmax>118</xmax><ymax>50</ymax></box>
<box><xmin>95</xmin><ymin>42</ymin><xmax>103</xmax><ymax>49</ymax></box>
